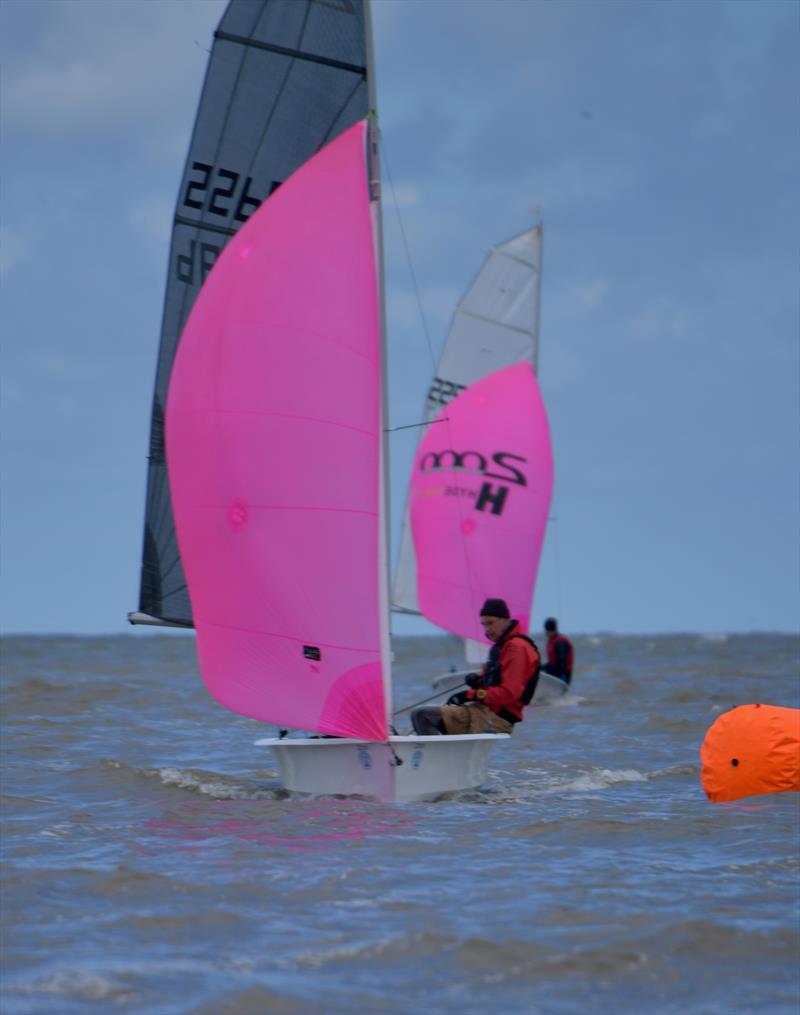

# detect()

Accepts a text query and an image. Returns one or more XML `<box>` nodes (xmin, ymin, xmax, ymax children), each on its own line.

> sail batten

<box><xmin>455</xmin><ymin>306</ymin><xmax>538</xmax><ymax>338</ymax></box>
<box><xmin>215</xmin><ymin>31</ymin><xmax>368</xmax><ymax>75</ymax></box>
<box><xmin>172</xmin><ymin>215</ymin><xmax>239</xmax><ymax>238</ymax></box>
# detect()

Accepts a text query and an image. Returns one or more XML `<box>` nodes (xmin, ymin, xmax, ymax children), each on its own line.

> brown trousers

<box><xmin>440</xmin><ymin>702</ymin><xmax>514</xmax><ymax>735</ymax></box>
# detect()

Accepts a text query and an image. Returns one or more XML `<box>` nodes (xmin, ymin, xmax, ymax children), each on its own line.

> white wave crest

<box><xmin>544</xmin><ymin>692</ymin><xmax>585</xmax><ymax>708</ymax></box>
<box><xmin>151</xmin><ymin>767</ymin><xmax>275</xmax><ymax>800</ymax></box>
<box><xmin>13</xmin><ymin>968</ymin><xmax>135</xmax><ymax>1003</ymax></box>
<box><xmin>553</xmin><ymin>768</ymin><xmax>649</xmax><ymax>793</ymax></box>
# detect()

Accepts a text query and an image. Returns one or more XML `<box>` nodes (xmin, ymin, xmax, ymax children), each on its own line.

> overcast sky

<box><xmin>1</xmin><ymin>0</ymin><xmax>798</xmax><ymax>636</ymax></box>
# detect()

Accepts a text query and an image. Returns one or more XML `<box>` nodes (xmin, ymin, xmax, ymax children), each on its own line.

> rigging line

<box><xmin>319</xmin><ymin>75</ymin><xmax>365</xmax><ymax>146</ymax></box>
<box><xmin>378</xmin><ymin>127</ymin><xmax>482</xmax><ymax>630</ymax></box>
<box><xmin>393</xmin><ymin>684</ymin><xmax>467</xmax><ymax>716</ymax></box>
<box><xmin>390</xmin><ymin>604</ymin><xmax>422</xmax><ymax>616</ymax></box>
<box><xmin>377</xmin><ymin>126</ymin><xmax>438</xmax><ymax>375</ymax></box>
<box><xmin>384</xmin><ymin>418</ymin><xmax>449</xmax><ymax>433</ymax></box>
<box><xmin>386</xmin><ymin>741</ymin><xmax>404</xmax><ymax>766</ymax></box>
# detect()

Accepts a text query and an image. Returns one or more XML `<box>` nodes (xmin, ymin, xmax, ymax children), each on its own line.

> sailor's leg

<box><xmin>410</xmin><ymin>706</ymin><xmax>445</xmax><ymax>735</ymax></box>
<box><xmin>440</xmin><ymin>703</ymin><xmax>513</xmax><ymax>735</ymax></box>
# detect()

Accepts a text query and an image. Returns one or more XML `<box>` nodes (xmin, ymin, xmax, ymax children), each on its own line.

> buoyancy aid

<box><xmin>468</xmin><ymin>621</ymin><xmax>541</xmax><ymax>723</ymax></box>
<box><xmin>546</xmin><ymin>633</ymin><xmax>574</xmax><ymax>677</ymax></box>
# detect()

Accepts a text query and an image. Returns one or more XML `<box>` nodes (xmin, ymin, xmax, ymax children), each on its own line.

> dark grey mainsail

<box><xmin>132</xmin><ymin>0</ymin><xmax>370</xmax><ymax>626</ymax></box>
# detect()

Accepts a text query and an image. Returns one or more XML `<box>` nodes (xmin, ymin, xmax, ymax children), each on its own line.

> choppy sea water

<box><xmin>1</xmin><ymin>633</ymin><xmax>798</xmax><ymax>1015</ymax></box>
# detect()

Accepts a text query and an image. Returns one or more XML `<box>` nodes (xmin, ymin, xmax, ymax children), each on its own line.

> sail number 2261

<box><xmin>182</xmin><ymin>161</ymin><xmax>262</xmax><ymax>222</ymax></box>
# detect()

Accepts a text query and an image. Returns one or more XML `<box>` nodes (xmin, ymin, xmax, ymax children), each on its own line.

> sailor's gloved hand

<box><xmin>446</xmin><ymin>690</ymin><xmax>470</xmax><ymax>706</ymax></box>
<box><xmin>464</xmin><ymin>673</ymin><xmax>483</xmax><ymax>689</ymax></box>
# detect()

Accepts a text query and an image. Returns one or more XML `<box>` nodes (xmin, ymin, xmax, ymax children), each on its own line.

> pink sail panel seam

<box><xmin>191</xmin><ymin>619</ymin><xmax>381</xmax><ymax>656</ymax></box>
<box><xmin>176</xmin><ymin>407</ymin><xmax>378</xmax><ymax>440</ymax></box>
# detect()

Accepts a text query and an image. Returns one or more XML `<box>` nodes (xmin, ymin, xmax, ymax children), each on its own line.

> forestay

<box><xmin>135</xmin><ymin>0</ymin><xmax>370</xmax><ymax>626</ymax></box>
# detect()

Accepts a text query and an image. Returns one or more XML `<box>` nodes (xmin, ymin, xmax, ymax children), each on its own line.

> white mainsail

<box><xmin>392</xmin><ymin>225</ymin><xmax>544</xmax><ymax>652</ymax></box>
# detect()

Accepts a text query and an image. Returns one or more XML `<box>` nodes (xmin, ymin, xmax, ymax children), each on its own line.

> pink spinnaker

<box><xmin>165</xmin><ymin>122</ymin><xmax>387</xmax><ymax>740</ymax></box>
<box><xmin>410</xmin><ymin>362</ymin><xmax>553</xmax><ymax>643</ymax></box>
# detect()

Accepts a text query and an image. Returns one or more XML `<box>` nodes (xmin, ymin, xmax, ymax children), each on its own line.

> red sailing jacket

<box><xmin>546</xmin><ymin>633</ymin><xmax>574</xmax><ymax>677</ymax></box>
<box><xmin>466</xmin><ymin>621</ymin><xmax>540</xmax><ymax>722</ymax></box>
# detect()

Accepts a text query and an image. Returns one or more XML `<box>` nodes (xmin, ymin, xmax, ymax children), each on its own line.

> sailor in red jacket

<box><xmin>540</xmin><ymin>617</ymin><xmax>574</xmax><ymax>685</ymax></box>
<box><xmin>410</xmin><ymin>598</ymin><xmax>541</xmax><ymax>736</ymax></box>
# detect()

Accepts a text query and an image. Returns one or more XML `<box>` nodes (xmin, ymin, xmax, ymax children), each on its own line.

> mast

<box><xmin>532</xmin><ymin>219</ymin><xmax>543</xmax><ymax>375</ymax></box>
<box><xmin>364</xmin><ymin>0</ymin><xmax>393</xmax><ymax>724</ymax></box>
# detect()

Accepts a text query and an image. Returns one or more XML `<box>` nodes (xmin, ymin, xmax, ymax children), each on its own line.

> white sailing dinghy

<box><xmin>391</xmin><ymin>228</ymin><xmax>564</xmax><ymax>702</ymax></box>
<box><xmin>130</xmin><ymin>0</ymin><xmax>507</xmax><ymax>803</ymax></box>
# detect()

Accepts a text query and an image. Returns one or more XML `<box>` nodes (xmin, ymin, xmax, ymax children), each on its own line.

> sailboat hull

<box><xmin>255</xmin><ymin>734</ymin><xmax>509</xmax><ymax>803</ymax></box>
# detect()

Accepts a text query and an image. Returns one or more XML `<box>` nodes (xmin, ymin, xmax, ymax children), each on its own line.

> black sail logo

<box><xmin>418</xmin><ymin>449</ymin><xmax>527</xmax><ymax>516</ymax></box>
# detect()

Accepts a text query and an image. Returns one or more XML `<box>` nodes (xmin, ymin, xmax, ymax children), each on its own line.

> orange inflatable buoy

<box><xmin>700</xmin><ymin>704</ymin><xmax>800</xmax><ymax>803</ymax></box>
